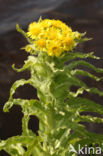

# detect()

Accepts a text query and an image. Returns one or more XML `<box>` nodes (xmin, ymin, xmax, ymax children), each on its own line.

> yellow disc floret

<box><xmin>27</xmin><ymin>18</ymin><xmax>82</xmax><ymax>57</ymax></box>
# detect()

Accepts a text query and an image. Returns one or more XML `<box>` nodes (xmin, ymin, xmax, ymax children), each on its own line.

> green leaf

<box><xmin>65</xmin><ymin>60</ymin><xmax>103</xmax><ymax>73</ymax></box>
<box><xmin>55</xmin><ymin>52</ymin><xmax>99</xmax><ymax>67</ymax></box>
<box><xmin>3</xmin><ymin>79</ymin><xmax>31</xmax><ymax>112</ymax></box>
<box><xmin>78</xmin><ymin>115</ymin><xmax>103</xmax><ymax>124</ymax></box>
<box><xmin>0</xmin><ymin>136</ymin><xmax>35</xmax><ymax>155</ymax></box>
<box><xmin>70</xmin><ymin>69</ymin><xmax>102</xmax><ymax>81</ymax></box>
<box><xmin>16</xmin><ymin>24</ymin><xmax>32</xmax><ymax>44</ymax></box>
<box><xmin>66</xmin><ymin>97</ymin><xmax>103</xmax><ymax>114</ymax></box>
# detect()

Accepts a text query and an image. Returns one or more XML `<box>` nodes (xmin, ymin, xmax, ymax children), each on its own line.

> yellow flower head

<box><xmin>25</xmin><ymin>45</ymin><xmax>32</xmax><ymax>52</ymax></box>
<box><xmin>27</xmin><ymin>22</ymin><xmax>41</xmax><ymax>39</ymax></box>
<box><xmin>47</xmin><ymin>40</ymin><xmax>62</xmax><ymax>57</ymax></box>
<box><xmin>27</xmin><ymin>18</ymin><xmax>82</xmax><ymax>57</ymax></box>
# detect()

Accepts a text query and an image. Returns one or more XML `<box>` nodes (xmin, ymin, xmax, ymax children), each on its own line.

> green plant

<box><xmin>0</xmin><ymin>19</ymin><xmax>103</xmax><ymax>156</ymax></box>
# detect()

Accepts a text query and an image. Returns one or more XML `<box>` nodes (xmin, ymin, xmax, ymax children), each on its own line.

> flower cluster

<box><xmin>26</xmin><ymin>19</ymin><xmax>82</xmax><ymax>57</ymax></box>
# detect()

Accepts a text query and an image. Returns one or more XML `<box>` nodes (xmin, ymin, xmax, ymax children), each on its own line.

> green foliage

<box><xmin>0</xmin><ymin>26</ymin><xmax>103</xmax><ymax>156</ymax></box>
